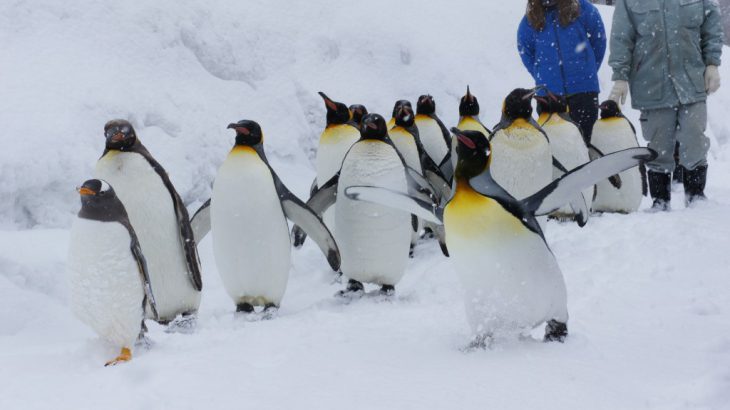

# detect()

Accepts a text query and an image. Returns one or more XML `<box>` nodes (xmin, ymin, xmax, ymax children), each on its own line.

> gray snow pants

<box><xmin>639</xmin><ymin>102</ymin><xmax>710</xmax><ymax>173</ymax></box>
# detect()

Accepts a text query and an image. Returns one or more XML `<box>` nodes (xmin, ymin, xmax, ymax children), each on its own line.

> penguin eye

<box><xmin>120</xmin><ymin>125</ymin><xmax>131</xmax><ymax>134</ymax></box>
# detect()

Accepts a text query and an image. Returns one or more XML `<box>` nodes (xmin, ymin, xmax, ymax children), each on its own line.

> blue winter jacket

<box><xmin>517</xmin><ymin>0</ymin><xmax>606</xmax><ymax>96</ymax></box>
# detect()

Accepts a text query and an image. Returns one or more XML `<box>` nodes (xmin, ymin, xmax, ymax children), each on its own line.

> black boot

<box><xmin>647</xmin><ymin>171</ymin><xmax>671</xmax><ymax>212</ymax></box>
<box><xmin>683</xmin><ymin>165</ymin><xmax>708</xmax><ymax>206</ymax></box>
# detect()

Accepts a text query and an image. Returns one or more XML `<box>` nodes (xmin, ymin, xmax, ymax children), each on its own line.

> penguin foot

<box><xmin>236</xmin><ymin>303</ymin><xmax>255</xmax><ymax>313</ymax></box>
<box><xmin>420</xmin><ymin>227</ymin><xmax>435</xmax><ymax>240</ymax></box>
<box><xmin>461</xmin><ymin>334</ymin><xmax>492</xmax><ymax>352</ymax></box>
<box><xmin>165</xmin><ymin>312</ymin><xmax>197</xmax><ymax>334</ymax></box>
<box><xmin>409</xmin><ymin>243</ymin><xmax>415</xmax><ymax>258</ymax></box>
<box><xmin>261</xmin><ymin>303</ymin><xmax>279</xmax><ymax>320</ymax></box>
<box><xmin>544</xmin><ymin>320</ymin><xmax>568</xmax><ymax>343</ymax></box>
<box><xmin>379</xmin><ymin>285</ymin><xmax>395</xmax><ymax>297</ymax></box>
<box><xmin>104</xmin><ymin>347</ymin><xmax>132</xmax><ymax>367</ymax></box>
<box><xmin>335</xmin><ymin>279</ymin><xmax>365</xmax><ymax>299</ymax></box>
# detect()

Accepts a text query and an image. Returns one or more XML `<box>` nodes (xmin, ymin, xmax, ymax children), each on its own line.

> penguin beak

<box><xmin>466</xmin><ymin>86</ymin><xmax>474</xmax><ymax>102</ymax></box>
<box><xmin>366</xmin><ymin>121</ymin><xmax>378</xmax><ymax>130</ymax></box>
<box><xmin>318</xmin><ymin>92</ymin><xmax>338</xmax><ymax>111</ymax></box>
<box><xmin>227</xmin><ymin>123</ymin><xmax>237</xmax><ymax>129</ymax></box>
<box><xmin>523</xmin><ymin>85</ymin><xmax>546</xmax><ymax>100</ymax></box>
<box><xmin>451</xmin><ymin>127</ymin><xmax>476</xmax><ymax>149</ymax></box>
<box><xmin>77</xmin><ymin>186</ymin><xmax>96</xmax><ymax>196</ymax></box>
<box><xmin>110</xmin><ymin>133</ymin><xmax>125</xmax><ymax>143</ymax></box>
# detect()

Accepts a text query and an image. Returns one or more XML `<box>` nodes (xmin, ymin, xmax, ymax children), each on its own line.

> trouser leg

<box><xmin>675</xmin><ymin>101</ymin><xmax>709</xmax><ymax>171</ymax></box>
<box><xmin>639</xmin><ymin>107</ymin><xmax>679</xmax><ymax>173</ymax></box>
<box><xmin>567</xmin><ymin>92</ymin><xmax>599</xmax><ymax>144</ymax></box>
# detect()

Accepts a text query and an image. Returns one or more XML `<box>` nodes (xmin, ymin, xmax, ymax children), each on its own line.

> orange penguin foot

<box><xmin>104</xmin><ymin>347</ymin><xmax>132</xmax><ymax>367</ymax></box>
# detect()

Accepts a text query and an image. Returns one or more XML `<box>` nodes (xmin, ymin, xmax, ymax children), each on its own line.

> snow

<box><xmin>1</xmin><ymin>1</ymin><xmax>730</xmax><ymax>409</ymax></box>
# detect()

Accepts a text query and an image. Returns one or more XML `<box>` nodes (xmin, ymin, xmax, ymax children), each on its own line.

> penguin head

<box><xmin>416</xmin><ymin>95</ymin><xmax>436</xmax><ymax>115</ymax></box>
<box><xmin>394</xmin><ymin>100</ymin><xmax>415</xmax><ymax>127</ymax></box>
<box><xmin>535</xmin><ymin>92</ymin><xmax>567</xmax><ymax>114</ymax></box>
<box><xmin>459</xmin><ymin>86</ymin><xmax>480</xmax><ymax>117</ymax></box>
<box><xmin>599</xmin><ymin>100</ymin><xmax>622</xmax><ymax>119</ymax></box>
<box><xmin>502</xmin><ymin>86</ymin><xmax>542</xmax><ymax>121</ymax></box>
<box><xmin>390</xmin><ymin>100</ymin><xmax>410</xmax><ymax>121</ymax></box>
<box><xmin>104</xmin><ymin>119</ymin><xmax>137</xmax><ymax>150</ymax></box>
<box><xmin>349</xmin><ymin>104</ymin><xmax>368</xmax><ymax>128</ymax></box>
<box><xmin>319</xmin><ymin>92</ymin><xmax>351</xmax><ymax>126</ymax></box>
<box><xmin>228</xmin><ymin>120</ymin><xmax>263</xmax><ymax>146</ymax></box>
<box><xmin>77</xmin><ymin>179</ymin><xmax>116</xmax><ymax>206</ymax></box>
<box><xmin>451</xmin><ymin>127</ymin><xmax>490</xmax><ymax>179</ymax></box>
<box><xmin>360</xmin><ymin>113</ymin><xmax>388</xmax><ymax>141</ymax></box>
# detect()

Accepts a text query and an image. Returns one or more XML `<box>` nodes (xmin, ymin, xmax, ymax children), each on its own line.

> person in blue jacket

<box><xmin>517</xmin><ymin>0</ymin><xmax>606</xmax><ymax>143</ymax></box>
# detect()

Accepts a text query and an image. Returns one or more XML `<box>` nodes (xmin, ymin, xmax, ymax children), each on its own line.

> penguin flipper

<box><xmin>433</xmin><ymin>115</ymin><xmax>453</xmax><ymax>152</ymax></box>
<box><xmin>190</xmin><ymin>198</ymin><xmax>211</xmax><ymax>242</ymax></box>
<box><xmin>551</xmin><ymin>158</ymin><xmax>590</xmax><ymax>227</ymax></box>
<box><xmin>291</xmin><ymin>174</ymin><xmax>339</xmax><ymax>248</ymax></box>
<box><xmin>272</xmin><ymin>174</ymin><xmax>341</xmax><ymax>271</ymax></box>
<box><xmin>130</xmin><ymin>232</ymin><xmax>159</xmax><ymax>321</ymax></box>
<box><xmin>344</xmin><ymin>186</ymin><xmax>443</xmax><ymax>224</ymax></box>
<box><xmin>588</xmin><ymin>144</ymin><xmax>623</xmax><ymax>189</ymax></box>
<box><xmin>437</xmin><ymin>152</ymin><xmax>454</xmax><ymax>185</ymax></box>
<box><xmin>524</xmin><ymin>148</ymin><xmax>657</xmax><ymax>216</ymax></box>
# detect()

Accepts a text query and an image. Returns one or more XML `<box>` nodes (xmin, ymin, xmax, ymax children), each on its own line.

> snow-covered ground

<box><xmin>1</xmin><ymin>1</ymin><xmax>729</xmax><ymax>409</ymax></box>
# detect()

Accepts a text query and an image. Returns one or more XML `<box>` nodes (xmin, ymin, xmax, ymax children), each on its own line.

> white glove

<box><xmin>608</xmin><ymin>80</ymin><xmax>629</xmax><ymax>105</ymax></box>
<box><xmin>705</xmin><ymin>65</ymin><xmax>721</xmax><ymax>95</ymax></box>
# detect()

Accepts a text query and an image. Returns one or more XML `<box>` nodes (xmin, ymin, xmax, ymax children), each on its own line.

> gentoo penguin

<box><xmin>591</xmin><ymin>100</ymin><xmax>648</xmax><ymax>213</ymax></box>
<box><xmin>67</xmin><ymin>179</ymin><xmax>157</xmax><ymax>366</ymax></box>
<box><xmin>349</xmin><ymin>104</ymin><xmax>368</xmax><ymax>129</ymax></box>
<box><xmin>536</xmin><ymin>95</ymin><xmax>592</xmax><ymax>221</ymax></box>
<box><xmin>344</xmin><ymin>128</ymin><xmax>656</xmax><ymax>344</ymax></box>
<box><xmin>306</xmin><ymin>114</ymin><xmax>413</xmax><ymax>296</ymax></box>
<box><xmin>210</xmin><ymin>120</ymin><xmax>340</xmax><ymax>313</ymax></box>
<box><xmin>457</xmin><ymin>86</ymin><xmax>491</xmax><ymax>136</ymax></box>
<box><xmin>94</xmin><ymin>120</ymin><xmax>201</xmax><ymax>328</ymax></box>
<box><xmin>415</xmin><ymin>94</ymin><xmax>451</xmax><ymax>168</ymax></box>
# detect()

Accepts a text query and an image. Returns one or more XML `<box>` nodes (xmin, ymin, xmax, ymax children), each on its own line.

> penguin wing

<box><xmin>272</xmin><ymin>173</ymin><xmax>341</xmax><ymax>271</ymax></box>
<box><xmin>437</xmin><ymin>152</ymin><xmax>454</xmax><ymax>185</ymax></box>
<box><xmin>523</xmin><ymin>147</ymin><xmax>657</xmax><ymax>216</ymax></box>
<box><xmin>129</xmin><ymin>231</ymin><xmax>159</xmax><ymax>321</ymax></box>
<box><xmin>344</xmin><ymin>186</ymin><xmax>443</xmax><ymax>224</ymax></box>
<box><xmin>190</xmin><ymin>198</ymin><xmax>211</xmax><ymax>242</ymax></box>
<box><xmin>551</xmin><ymin>157</ymin><xmax>590</xmax><ymax>227</ymax></box>
<box><xmin>467</xmin><ymin>171</ymin><xmax>543</xmax><ymax>235</ymax></box>
<box><xmin>135</xmin><ymin>145</ymin><xmax>202</xmax><ymax>291</ymax></box>
<box><xmin>588</xmin><ymin>144</ymin><xmax>623</xmax><ymax>189</ymax></box>
<box><xmin>291</xmin><ymin>174</ymin><xmax>339</xmax><ymax>248</ymax></box>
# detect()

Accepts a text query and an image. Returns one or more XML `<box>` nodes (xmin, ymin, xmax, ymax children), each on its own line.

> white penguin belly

<box><xmin>67</xmin><ymin>218</ymin><xmax>144</xmax><ymax>348</ymax></box>
<box><xmin>336</xmin><ymin>141</ymin><xmax>411</xmax><ymax>285</ymax></box>
<box><xmin>489</xmin><ymin>124</ymin><xmax>553</xmax><ymax>201</ymax></box>
<box><xmin>211</xmin><ymin>146</ymin><xmax>291</xmax><ymax>306</ymax></box>
<box><xmin>389</xmin><ymin>127</ymin><xmax>423</xmax><ymax>173</ymax></box>
<box><xmin>591</xmin><ymin>120</ymin><xmax>643</xmax><ymax>213</ymax></box>
<box><xmin>444</xmin><ymin>187</ymin><xmax>568</xmax><ymax>337</ymax></box>
<box><xmin>316</xmin><ymin>124</ymin><xmax>360</xmax><ymax>231</ymax></box>
<box><xmin>543</xmin><ymin>118</ymin><xmax>592</xmax><ymax>215</ymax></box>
<box><xmin>95</xmin><ymin>151</ymin><xmax>200</xmax><ymax>321</ymax></box>
<box><xmin>415</xmin><ymin>116</ymin><xmax>448</xmax><ymax>165</ymax></box>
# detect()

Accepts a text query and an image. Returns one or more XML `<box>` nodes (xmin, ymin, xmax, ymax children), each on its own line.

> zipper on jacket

<box><xmin>551</xmin><ymin>13</ymin><xmax>569</xmax><ymax>95</ymax></box>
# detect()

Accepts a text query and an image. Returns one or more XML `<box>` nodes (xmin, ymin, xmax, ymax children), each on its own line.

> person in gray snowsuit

<box><xmin>607</xmin><ymin>0</ymin><xmax>723</xmax><ymax>211</ymax></box>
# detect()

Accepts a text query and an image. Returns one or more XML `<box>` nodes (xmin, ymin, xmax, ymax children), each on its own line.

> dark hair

<box><xmin>526</xmin><ymin>0</ymin><xmax>581</xmax><ymax>31</ymax></box>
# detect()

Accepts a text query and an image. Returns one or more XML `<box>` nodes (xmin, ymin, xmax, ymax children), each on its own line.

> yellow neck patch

<box><xmin>320</xmin><ymin>124</ymin><xmax>358</xmax><ymax>145</ymax></box>
<box><xmin>458</xmin><ymin>116</ymin><xmax>488</xmax><ymax>135</ymax></box>
<box><xmin>230</xmin><ymin>145</ymin><xmax>258</xmax><ymax>157</ymax></box>
<box><xmin>445</xmin><ymin>179</ymin><xmax>525</xmax><ymax>239</ymax></box>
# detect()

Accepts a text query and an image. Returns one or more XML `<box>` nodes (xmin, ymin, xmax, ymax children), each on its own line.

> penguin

<box><xmin>207</xmin><ymin>120</ymin><xmax>340</xmax><ymax>313</ymax></box>
<box><xmin>67</xmin><ymin>179</ymin><xmax>157</xmax><ymax>366</ymax></box>
<box><xmin>590</xmin><ymin>100</ymin><xmax>648</xmax><ymax>213</ymax></box>
<box><xmin>94</xmin><ymin>119</ymin><xmax>202</xmax><ymax>328</ymax></box>
<box><xmin>349</xmin><ymin>104</ymin><xmax>369</xmax><ymax>129</ymax></box>
<box><xmin>291</xmin><ymin>93</ymin><xmax>360</xmax><ymax>248</ymax></box>
<box><xmin>304</xmin><ymin>114</ymin><xmax>413</xmax><ymax>296</ymax></box>
<box><xmin>457</xmin><ymin>86</ymin><xmax>492</xmax><ymax>136</ymax></box>
<box><xmin>536</xmin><ymin>94</ymin><xmax>592</xmax><ymax>221</ymax></box>
<box><xmin>387</xmin><ymin>100</ymin><xmax>409</xmax><ymax>130</ymax></box>
<box><xmin>489</xmin><ymin>88</ymin><xmax>588</xmax><ymax>227</ymax></box>
<box><xmin>415</xmin><ymin>94</ymin><xmax>451</xmax><ymax>168</ymax></box>
<box><xmin>344</xmin><ymin>128</ymin><xmax>656</xmax><ymax>344</ymax></box>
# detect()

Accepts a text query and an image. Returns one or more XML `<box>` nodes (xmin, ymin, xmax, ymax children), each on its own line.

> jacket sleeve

<box><xmin>701</xmin><ymin>0</ymin><xmax>723</xmax><ymax>67</ymax></box>
<box><xmin>608</xmin><ymin>0</ymin><xmax>636</xmax><ymax>81</ymax></box>
<box><xmin>582</xmin><ymin>0</ymin><xmax>606</xmax><ymax>68</ymax></box>
<box><xmin>517</xmin><ymin>17</ymin><xmax>537</xmax><ymax>79</ymax></box>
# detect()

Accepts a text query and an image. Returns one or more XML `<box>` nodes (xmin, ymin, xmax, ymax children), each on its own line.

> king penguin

<box><xmin>304</xmin><ymin>114</ymin><xmax>413</xmax><ymax>296</ymax></box>
<box><xmin>210</xmin><ymin>120</ymin><xmax>340</xmax><ymax>314</ymax></box>
<box><xmin>349</xmin><ymin>104</ymin><xmax>369</xmax><ymax>130</ymax></box>
<box><xmin>387</xmin><ymin>100</ymin><xmax>409</xmax><ymax>130</ymax></box>
<box><xmin>94</xmin><ymin>120</ymin><xmax>202</xmax><ymax>329</ymax></box>
<box><xmin>457</xmin><ymin>86</ymin><xmax>492</xmax><ymax>136</ymax></box>
<box><xmin>344</xmin><ymin>128</ymin><xmax>656</xmax><ymax>345</ymax></box>
<box><xmin>591</xmin><ymin>100</ymin><xmax>648</xmax><ymax>213</ymax></box>
<box><xmin>415</xmin><ymin>94</ymin><xmax>451</xmax><ymax>169</ymax></box>
<box><xmin>536</xmin><ymin>94</ymin><xmax>592</xmax><ymax>221</ymax></box>
<box><xmin>67</xmin><ymin>179</ymin><xmax>157</xmax><ymax>366</ymax></box>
